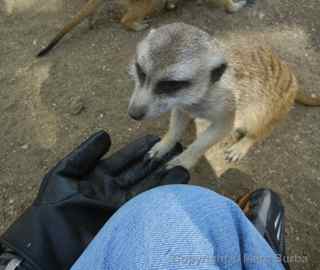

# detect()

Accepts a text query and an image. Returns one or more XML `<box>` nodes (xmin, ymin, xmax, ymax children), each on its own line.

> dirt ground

<box><xmin>0</xmin><ymin>0</ymin><xmax>319</xmax><ymax>269</ymax></box>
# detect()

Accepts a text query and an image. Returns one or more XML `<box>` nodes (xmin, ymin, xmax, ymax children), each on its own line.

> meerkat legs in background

<box><xmin>121</xmin><ymin>0</ymin><xmax>154</xmax><ymax>31</ymax></box>
<box><xmin>37</xmin><ymin>0</ymin><xmax>103</xmax><ymax>57</ymax></box>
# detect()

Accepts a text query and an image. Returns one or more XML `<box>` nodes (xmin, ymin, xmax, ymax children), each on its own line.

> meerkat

<box><xmin>37</xmin><ymin>0</ymin><xmax>254</xmax><ymax>57</ymax></box>
<box><xmin>128</xmin><ymin>23</ymin><xmax>320</xmax><ymax>170</ymax></box>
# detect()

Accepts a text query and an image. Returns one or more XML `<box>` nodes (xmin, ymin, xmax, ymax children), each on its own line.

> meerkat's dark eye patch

<box><xmin>135</xmin><ymin>62</ymin><xmax>146</xmax><ymax>85</ymax></box>
<box><xmin>210</xmin><ymin>63</ymin><xmax>227</xmax><ymax>84</ymax></box>
<box><xmin>154</xmin><ymin>80</ymin><xmax>191</xmax><ymax>95</ymax></box>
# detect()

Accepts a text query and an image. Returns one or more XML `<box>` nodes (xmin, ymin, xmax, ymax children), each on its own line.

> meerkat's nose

<box><xmin>128</xmin><ymin>106</ymin><xmax>146</xmax><ymax>121</ymax></box>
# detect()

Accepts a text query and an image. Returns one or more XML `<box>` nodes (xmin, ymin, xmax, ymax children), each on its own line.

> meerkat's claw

<box><xmin>142</xmin><ymin>151</ymin><xmax>154</xmax><ymax>164</ymax></box>
<box><xmin>165</xmin><ymin>156</ymin><xmax>184</xmax><ymax>170</ymax></box>
<box><xmin>165</xmin><ymin>153</ymin><xmax>194</xmax><ymax>171</ymax></box>
<box><xmin>143</xmin><ymin>150</ymin><xmax>162</xmax><ymax>170</ymax></box>
<box><xmin>225</xmin><ymin>136</ymin><xmax>254</xmax><ymax>163</ymax></box>
<box><xmin>225</xmin><ymin>143</ymin><xmax>248</xmax><ymax>163</ymax></box>
<box><xmin>146</xmin><ymin>140</ymin><xmax>175</xmax><ymax>164</ymax></box>
<box><xmin>142</xmin><ymin>154</ymin><xmax>162</xmax><ymax>170</ymax></box>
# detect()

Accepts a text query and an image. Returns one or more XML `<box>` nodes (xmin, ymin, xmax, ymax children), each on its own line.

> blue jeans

<box><xmin>72</xmin><ymin>185</ymin><xmax>284</xmax><ymax>270</ymax></box>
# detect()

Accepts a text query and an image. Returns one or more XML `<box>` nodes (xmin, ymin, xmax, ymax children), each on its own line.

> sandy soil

<box><xmin>0</xmin><ymin>0</ymin><xmax>319</xmax><ymax>269</ymax></box>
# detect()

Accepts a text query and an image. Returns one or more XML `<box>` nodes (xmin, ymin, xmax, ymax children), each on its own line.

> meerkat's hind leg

<box><xmin>225</xmin><ymin>135</ymin><xmax>256</xmax><ymax>163</ymax></box>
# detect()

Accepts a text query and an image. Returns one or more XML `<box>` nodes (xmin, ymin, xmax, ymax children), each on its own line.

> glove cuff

<box><xmin>0</xmin><ymin>208</ymin><xmax>43</xmax><ymax>270</ymax></box>
<box><xmin>0</xmin><ymin>251</ymin><xmax>22</xmax><ymax>270</ymax></box>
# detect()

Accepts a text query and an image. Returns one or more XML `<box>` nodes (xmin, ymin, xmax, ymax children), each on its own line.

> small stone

<box><xmin>99</xmin><ymin>113</ymin><xmax>104</xmax><ymax>118</ymax></box>
<box><xmin>33</xmin><ymin>40</ymin><xmax>37</xmax><ymax>45</ymax></box>
<box><xmin>258</xmin><ymin>12</ymin><xmax>265</xmax><ymax>20</ymax></box>
<box><xmin>9</xmin><ymin>199</ymin><xmax>14</xmax><ymax>204</ymax></box>
<box><xmin>21</xmin><ymin>144</ymin><xmax>29</xmax><ymax>150</ymax></box>
<box><xmin>69</xmin><ymin>97</ymin><xmax>85</xmax><ymax>115</ymax></box>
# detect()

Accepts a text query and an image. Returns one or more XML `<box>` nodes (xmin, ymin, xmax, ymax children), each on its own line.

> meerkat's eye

<box><xmin>135</xmin><ymin>62</ymin><xmax>146</xmax><ymax>85</ymax></box>
<box><xmin>154</xmin><ymin>80</ymin><xmax>191</xmax><ymax>95</ymax></box>
<box><xmin>210</xmin><ymin>63</ymin><xmax>227</xmax><ymax>84</ymax></box>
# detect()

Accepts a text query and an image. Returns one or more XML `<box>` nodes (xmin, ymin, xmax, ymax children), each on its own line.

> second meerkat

<box><xmin>37</xmin><ymin>0</ymin><xmax>254</xmax><ymax>57</ymax></box>
<box><xmin>128</xmin><ymin>23</ymin><xmax>320</xmax><ymax>170</ymax></box>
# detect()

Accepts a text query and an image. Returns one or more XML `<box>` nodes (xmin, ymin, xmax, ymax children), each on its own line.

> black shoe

<box><xmin>237</xmin><ymin>189</ymin><xmax>290</xmax><ymax>270</ymax></box>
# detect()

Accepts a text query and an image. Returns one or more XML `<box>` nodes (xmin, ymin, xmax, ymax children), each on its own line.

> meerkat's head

<box><xmin>128</xmin><ymin>23</ymin><xmax>227</xmax><ymax>120</ymax></box>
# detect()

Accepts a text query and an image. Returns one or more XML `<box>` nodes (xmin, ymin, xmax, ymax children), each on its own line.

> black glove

<box><xmin>0</xmin><ymin>131</ymin><xmax>189</xmax><ymax>270</ymax></box>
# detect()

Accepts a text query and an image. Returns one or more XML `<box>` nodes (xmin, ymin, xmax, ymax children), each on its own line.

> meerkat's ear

<box><xmin>209</xmin><ymin>55</ymin><xmax>227</xmax><ymax>84</ymax></box>
<box><xmin>211</xmin><ymin>62</ymin><xmax>227</xmax><ymax>83</ymax></box>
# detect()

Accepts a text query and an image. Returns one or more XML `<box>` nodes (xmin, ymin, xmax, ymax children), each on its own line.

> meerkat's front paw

<box><xmin>225</xmin><ymin>144</ymin><xmax>247</xmax><ymax>163</ymax></box>
<box><xmin>146</xmin><ymin>141</ymin><xmax>174</xmax><ymax>162</ymax></box>
<box><xmin>166</xmin><ymin>153</ymin><xmax>195</xmax><ymax>170</ymax></box>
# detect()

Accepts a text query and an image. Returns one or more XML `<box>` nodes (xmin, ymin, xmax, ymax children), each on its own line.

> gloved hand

<box><xmin>0</xmin><ymin>131</ymin><xmax>189</xmax><ymax>270</ymax></box>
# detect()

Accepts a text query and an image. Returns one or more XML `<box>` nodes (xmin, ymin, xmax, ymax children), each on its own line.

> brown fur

<box><xmin>37</xmin><ymin>0</ymin><xmax>251</xmax><ymax>57</ymax></box>
<box><xmin>223</xmin><ymin>45</ymin><xmax>320</xmax><ymax>162</ymax></box>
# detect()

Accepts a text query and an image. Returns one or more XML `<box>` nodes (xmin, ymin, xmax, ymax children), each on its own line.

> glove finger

<box><xmin>158</xmin><ymin>166</ymin><xmax>190</xmax><ymax>185</ymax></box>
<box><xmin>115</xmin><ymin>143</ymin><xmax>184</xmax><ymax>188</ymax></box>
<box><xmin>100</xmin><ymin>135</ymin><xmax>159</xmax><ymax>176</ymax></box>
<box><xmin>57</xmin><ymin>131</ymin><xmax>111</xmax><ymax>177</ymax></box>
<box><xmin>127</xmin><ymin>166</ymin><xmax>189</xmax><ymax>200</ymax></box>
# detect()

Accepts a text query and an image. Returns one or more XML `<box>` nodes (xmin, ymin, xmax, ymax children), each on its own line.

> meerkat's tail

<box><xmin>295</xmin><ymin>90</ymin><xmax>320</xmax><ymax>106</ymax></box>
<box><xmin>37</xmin><ymin>0</ymin><xmax>98</xmax><ymax>57</ymax></box>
